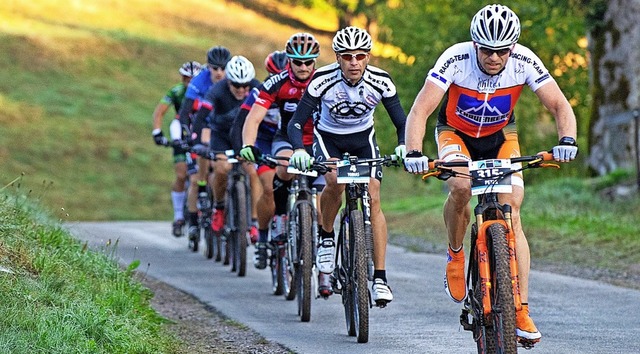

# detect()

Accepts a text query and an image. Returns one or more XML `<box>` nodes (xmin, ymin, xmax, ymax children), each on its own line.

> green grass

<box><xmin>0</xmin><ymin>188</ymin><xmax>179</xmax><ymax>353</ymax></box>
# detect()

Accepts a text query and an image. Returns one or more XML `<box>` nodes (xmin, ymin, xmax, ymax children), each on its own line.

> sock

<box><xmin>214</xmin><ymin>201</ymin><xmax>225</xmax><ymax>210</ymax></box>
<box><xmin>171</xmin><ymin>191</ymin><xmax>186</xmax><ymax>221</ymax></box>
<box><xmin>273</xmin><ymin>175</ymin><xmax>291</xmax><ymax>215</ymax></box>
<box><xmin>373</xmin><ymin>270</ymin><xmax>387</xmax><ymax>282</ymax></box>
<box><xmin>450</xmin><ymin>244</ymin><xmax>463</xmax><ymax>253</ymax></box>
<box><xmin>258</xmin><ymin>229</ymin><xmax>269</xmax><ymax>243</ymax></box>
<box><xmin>197</xmin><ymin>180</ymin><xmax>207</xmax><ymax>193</ymax></box>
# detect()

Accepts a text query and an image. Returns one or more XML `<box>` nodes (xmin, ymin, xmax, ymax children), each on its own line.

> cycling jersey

<box><xmin>198</xmin><ymin>78</ymin><xmax>261</xmax><ymax>133</ymax></box>
<box><xmin>252</xmin><ymin>69</ymin><xmax>314</xmax><ymax>146</ymax></box>
<box><xmin>288</xmin><ymin>62</ymin><xmax>406</xmax><ymax>150</ymax></box>
<box><xmin>160</xmin><ymin>83</ymin><xmax>186</xmax><ymax>114</ymax></box>
<box><xmin>178</xmin><ymin>68</ymin><xmax>217</xmax><ymax>141</ymax></box>
<box><xmin>231</xmin><ymin>87</ymin><xmax>281</xmax><ymax>152</ymax></box>
<box><xmin>427</xmin><ymin>42</ymin><xmax>553</xmax><ymax>138</ymax></box>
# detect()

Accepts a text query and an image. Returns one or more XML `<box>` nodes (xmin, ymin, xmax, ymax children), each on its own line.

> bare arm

<box><xmin>534</xmin><ymin>81</ymin><xmax>577</xmax><ymax>140</ymax></box>
<box><xmin>152</xmin><ymin>103</ymin><xmax>170</xmax><ymax>131</ymax></box>
<box><xmin>242</xmin><ymin>104</ymin><xmax>267</xmax><ymax>146</ymax></box>
<box><xmin>405</xmin><ymin>80</ymin><xmax>447</xmax><ymax>152</ymax></box>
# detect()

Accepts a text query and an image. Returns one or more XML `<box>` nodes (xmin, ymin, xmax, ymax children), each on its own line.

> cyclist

<box><xmin>152</xmin><ymin>60</ymin><xmax>202</xmax><ymax>237</ymax></box>
<box><xmin>239</xmin><ymin>33</ymin><xmax>323</xmax><ymax>274</ymax></box>
<box><xmin>287</xmin><ymin>26</ymin><xmax>407</xmax><ymax>305</ymax></box>
<box><xmin>231</xmin><ymin>51</ymin><xmax>289</xmax><ymax>265</ymax></box>
<box><xmin>192</xmin><ymin>55</ymin><xmax>260</xmax><ymax>237</ymax></box>
<box><xmin>177</xmin><ymin>46</ymin><xmax>231</xmax><ymax>241</ymax></box>
<box><xmin>402</xmin><ymin>4</ymin><xmax>578</xmax><ymax>343</ymax></box>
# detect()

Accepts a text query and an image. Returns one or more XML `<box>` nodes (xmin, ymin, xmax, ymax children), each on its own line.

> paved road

<box><xmin>69</xmin><ymin>221</ymin><xmax>640</xmax><ymax>354</ymax></box>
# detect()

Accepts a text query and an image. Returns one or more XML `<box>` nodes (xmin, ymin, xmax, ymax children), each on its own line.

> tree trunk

<box><xmin>588</xmin><ymin>0</ymin><xmax>640</xmax><ymax>175</ymax></box>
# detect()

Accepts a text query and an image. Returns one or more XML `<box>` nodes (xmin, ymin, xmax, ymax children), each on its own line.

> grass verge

<box><xmin>0</xmin><ymin>187</ymin><xmax>179</xmax><ymax>354</ymax></box>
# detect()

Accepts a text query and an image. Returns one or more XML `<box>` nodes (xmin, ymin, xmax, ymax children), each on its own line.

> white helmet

<box><xmin>178</xmin><ymin>61</ymin><xmax>202</xmax><ymax>77</ymax></box>
<box><xmin>225</xmin><ymin>55</ymin><xmax>255</xmax><ymax>84</ymax></box>
<box><xmin>470</xmin><ymin>4</ymin><xmax>520</xmax><ymax>50</ymax></box>
<box><xmin>332</xmin><ymin>26</ymin><xmax>372</xmax><ymax>53</ymax></box>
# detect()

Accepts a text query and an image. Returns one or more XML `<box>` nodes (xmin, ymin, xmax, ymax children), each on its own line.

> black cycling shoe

<box><xmin>253</xmin><ymin>243</ymin><xmax>268</xmax><ymax>269</ymax></box>
<box><xmin>172</xmin><ymin>219</ymin><xmax>185</xmax><ymax>237</ymax></box>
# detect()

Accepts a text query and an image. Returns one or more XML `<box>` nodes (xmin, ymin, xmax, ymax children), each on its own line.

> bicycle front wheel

<box><xmin>350</xmin><ymin>209</ymin><xmax>369</xmax><ymax>343</ymax></box>
<box><xmin>296</xmin><ymin>202</ymin><xmax>313</xmax><ymax>322</ymax></box>
<box><xmin>234</xmin><ymin>179</ymin><xmax>248</xmax><ymax>277</ymax></box>
<box><xmin>486</xmin><ymin>223</ymin><xmax>517</xmax><ymax>354</ymax></box>
<box><xmin>338</xmin><ymin>209</ymin><xmax>356</xmax><ymax>337</ymax></box>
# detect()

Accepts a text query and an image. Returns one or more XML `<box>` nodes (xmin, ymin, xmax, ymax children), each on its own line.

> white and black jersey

<box><xmin>287</xmin><ymin>62</ymin><xmax>406</xmax><ymax>150</ymax></box>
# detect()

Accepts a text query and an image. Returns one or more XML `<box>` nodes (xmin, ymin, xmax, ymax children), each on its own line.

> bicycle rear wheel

<box><xmin>270</xmin><ymin>243</ymin><xmax>285</xmax><ymax>295</ymax></box>
<box><xmin>204</xmin><ymin>226</ymin><xmax>214</xmax><ymax>259</ymax></box>
<box><xmin>349</xmin><ymin>209</ymin><xmax>369</xmax><ymax>343</ymax></box>
<box><xmin>284</xmin><ymin>212</ymin><xmax>298</xmax><ymax>301</ymax></box>
<box><xmin>296</xmin><ymin>202</ymin><xmax>313</xmax><ymax>322</ymax></box>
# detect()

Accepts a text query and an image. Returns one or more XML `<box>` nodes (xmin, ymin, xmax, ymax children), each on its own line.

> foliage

<box><xmin>0</xmin><ymin>191</ymin><xmax>178</xmax><ymax>353</ymax></box>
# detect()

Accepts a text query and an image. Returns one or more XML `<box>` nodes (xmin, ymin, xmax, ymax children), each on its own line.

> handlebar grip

<box><xmin>540</xmin><ymin>151</ymin><xmax>554</xmax><ymax>161</ymax></box>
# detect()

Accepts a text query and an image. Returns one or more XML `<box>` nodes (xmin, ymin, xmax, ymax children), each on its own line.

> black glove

<box><xmin>153</xmin><ymin>130</ymin><xmax>168</xmax><ymax>146</ymax></box>
<box><xmin>172</xmin><ymin>139</ymin><xmax>191</xmax><ymax>151</ymax></box>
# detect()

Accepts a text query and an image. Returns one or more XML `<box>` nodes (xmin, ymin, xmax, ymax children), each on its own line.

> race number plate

<box><xmin>469</xmin><ymin>159</ymin><xmax>513</xmax><ymax>195</ymax></box>
<box><xmin>286</xmin><ymin>165</ymin><xmax>318</xmax><ymax>177</ymax></box>
<box><xmin>336</xmin><ymin>160</ymin><xmax>370</xmax><ymax>184</ymax></box>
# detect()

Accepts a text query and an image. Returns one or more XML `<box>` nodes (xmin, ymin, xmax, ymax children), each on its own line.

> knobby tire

<box><xmin>339</xmin><ymin>209</ymin><xmax>356</xmax><ymax>337</ymax></box>
<box><xmin>350</xmin><ymin>210</ymin><xmax>369</xmax><ymax>343</ymax></box>
<box><xmin>297</xmin><ymin>202</ymin><xmax>313</xmax><ymax>322</ymax></box>
<box><xmin>486</xmin><ymin>223</ymin><xmax>517</xmax><ymax>354</ymax></box>
<box><xmin>234</xmin><ymin>179</ymin><xmax>248</xmax><ymax>277</ymax></box>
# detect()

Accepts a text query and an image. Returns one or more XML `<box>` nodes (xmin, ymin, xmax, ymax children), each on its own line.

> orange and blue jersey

<box><xmin>426</xmin><ymin>42</ymin><xmax>553</xmax><ymax>138</ymax></box>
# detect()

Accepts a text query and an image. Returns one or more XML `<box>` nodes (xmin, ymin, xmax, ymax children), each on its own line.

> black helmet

<box><xmin>207</xmin><ymin>46</ymin><xmax>231</xmax><ymax>67</ymax></box>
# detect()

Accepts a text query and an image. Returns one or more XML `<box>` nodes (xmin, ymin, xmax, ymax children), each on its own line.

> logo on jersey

<box><xmin>283</xmin><ymin>102</ymin><xmax>298</xmax><ymax>113</ymax></box>
<box><xmin>455</xmin><ymin>94</ymin><xmax>511</xmax><ymax>126</ymax></box>
<box><xmin>330</xmin><ymin>101</ymin><xmax>371</xmax><ymax>125</ymax></box>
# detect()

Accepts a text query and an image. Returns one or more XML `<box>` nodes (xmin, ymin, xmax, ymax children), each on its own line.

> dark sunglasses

<box><xmin>339</xmin><ymin>52</ymin><xmax>368</xmax><ymax>61</ymax></box>
<box><xmin>478</xmin><ymin>46</ymin><xmax>511</xmax><ymax>57</ymax></box>
<box><xmin>230</xmin><ymin>82</ymin><xmax>249</xmax><ymax>89</ymax></box>
<box><xmin>209</xmin><ymin>65</ymin><xmax>224</xmax><ymax>71</ymax></box>
<box><xmin>291</xmin><ymin>59</ymin><xmax>315</xmax><ymax>67</ymax></box>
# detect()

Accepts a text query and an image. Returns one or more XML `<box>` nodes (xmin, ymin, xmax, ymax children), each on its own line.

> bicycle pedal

<box><xmin>517</xmin><ymin>337</ymin><xmax>539</xmax><ymax>349</ymax></box>
<box><xmin>374</xmin><ymin>300</ymin><xmax>389</xmax><ymax>308</ymax></box>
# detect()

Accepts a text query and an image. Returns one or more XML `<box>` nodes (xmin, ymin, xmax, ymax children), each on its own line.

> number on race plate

<box><xmin>468</xmin><ymin>159</ymin><xmax>518</xmax><ymax>195</ymax></box>
<box><xmin>336</xmin><ymin>160</ymin><xmax>370</xmax><ymax>184</ymax></box>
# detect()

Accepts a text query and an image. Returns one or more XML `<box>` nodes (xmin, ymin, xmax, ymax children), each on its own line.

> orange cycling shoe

<box><xmin>444</xmin><ymin>246</ymin><xmax>466</xmax><ymax>303</ymax></box>
<box><xmin>516</xmin><ymin>304</ymin><xmax>542</xmax><ymax>342</ymax></box>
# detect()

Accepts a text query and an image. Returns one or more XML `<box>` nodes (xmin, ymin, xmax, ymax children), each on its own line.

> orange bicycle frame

<box><xmin>475</xmin><ymin>217</ymin><xmax>522</xmax><ymax>316</ymax></box>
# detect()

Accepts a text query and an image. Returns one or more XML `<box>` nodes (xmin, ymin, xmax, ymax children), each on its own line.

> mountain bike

<box><xmin>422</xmin><ymin>151</ymin><xmax>558</xmax><ymax>353</ymax></box>
<box><xmin>323</xmin><ymin>153</ymin><xmax>400</xmax><ymax>343</ymax></box>
<box><xmin>259</xmin><ymin>154</ymin><xmax>322</xmax><ymax>322</ymax></box>
<box><xmin>188</xmin><ymin>145</ymin><xmax>229</xmax><ymax>263</ymax></box>
<box><xmin>221</xmin><ymin>152</ymin><xmax>252</xmax><ymax>277</ymax></box>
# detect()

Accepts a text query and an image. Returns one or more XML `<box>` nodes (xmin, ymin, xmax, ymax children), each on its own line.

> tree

<box><xmin>586</xmin><ymin>0</ymin><xmax>640</xmax><ymax>175</ymax></box>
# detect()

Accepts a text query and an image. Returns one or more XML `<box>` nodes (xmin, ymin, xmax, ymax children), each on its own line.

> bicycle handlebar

<box><xmin>423</xmin><ymin>151</ymin><xmax>558</xmax><ymax>182</ymax></box>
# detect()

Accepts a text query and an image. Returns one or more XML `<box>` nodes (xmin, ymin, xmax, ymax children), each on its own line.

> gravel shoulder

<box><xmin>142</xmin><ymin>276</ymin><xmax>292</xmax><ymax>354</ymax></box>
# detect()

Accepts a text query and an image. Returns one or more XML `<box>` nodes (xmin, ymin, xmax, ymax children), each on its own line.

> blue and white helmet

<box><xmin>470</xmin><ymin>4</ymin><xmax>520</xmax><ymax>50</ymax></box>
<box><xmin>225</xmin><ymin>55</ymin><xmax>255</xmax><ymax>84</ymax></box>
